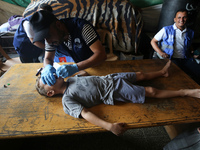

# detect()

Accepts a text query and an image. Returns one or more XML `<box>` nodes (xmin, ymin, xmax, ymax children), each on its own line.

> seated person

<box><xmin>164</xmin><ymin>127</ymin><xmax>200</xmax><ymax>150</ymax></box>
<box><xmin>35</xmin><ymin>60</ymin><xmax>200</xmax><ymax>136</ymax></box>
<box><xmin>151</xmin><ymin>9</ymin><xmax>200</xmax><ymax>85</ymax></box>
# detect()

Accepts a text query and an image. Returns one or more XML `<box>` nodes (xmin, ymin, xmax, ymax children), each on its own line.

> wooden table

<box><xmin>0</xmin><ymin>59</ymin><xmax>200</xmax><ymax>139</ymax></box>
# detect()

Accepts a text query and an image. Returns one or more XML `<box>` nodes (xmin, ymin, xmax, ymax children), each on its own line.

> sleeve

<box><xmin>154</xmin><ymin>28</ymin><xmax>166</xmax><ymax>41</ymax></box>
<box><xmin>62</xmin><ymin>96</ymin><xmax>84</xmax><ymax>118</ymax></box>
<box><xmin>81</xmin><ymin>24</ymin><xmax>99</xmax><ymax>46</ymax></box>
<box><xmin>45</xmin><ymin>40</ymin><xmax>56</xmax><ymax>51</ymax></box>
<box><xmin>23</xmin><ymin>21</ymin><xmax>34</xmax><ymax>38</ymax></box>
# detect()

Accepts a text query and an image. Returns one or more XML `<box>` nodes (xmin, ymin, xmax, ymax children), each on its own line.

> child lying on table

<box><xmin>35</xmin><ymin>60</ymin><xmax>200</xmax><ymax>136</ymax></box>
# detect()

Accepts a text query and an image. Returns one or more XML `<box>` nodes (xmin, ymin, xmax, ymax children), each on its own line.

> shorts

<box><xmin>110</xmin><ymin>72</ymin><xmax>145</xmax><ymax>104</ymax></box>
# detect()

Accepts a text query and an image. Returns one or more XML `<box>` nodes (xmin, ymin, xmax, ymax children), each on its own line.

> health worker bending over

<box><xmin>30</xmin><ymin>10</ymin><xmax>107</xmax><ymax>86</ymax></box>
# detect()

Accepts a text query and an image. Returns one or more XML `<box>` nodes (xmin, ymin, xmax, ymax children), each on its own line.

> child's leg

<box><xmin>145</xmin><ymin>87</ymin><xmax>200</xmax><ymax>99</ymax></box>
<box><xmin>136</xmin><ymin>60</ymin><xmax>171</xmax><ymax>82</ymax></box>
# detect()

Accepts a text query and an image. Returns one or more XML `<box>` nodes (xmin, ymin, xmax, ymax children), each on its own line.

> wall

<box><xmin>0</xmin><ymin>1</ymin><xmax>25</xmax><ymax>24</ymax></box>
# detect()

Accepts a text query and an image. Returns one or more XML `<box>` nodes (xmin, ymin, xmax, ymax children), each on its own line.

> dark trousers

<box><xmin>15</xmin><ymin>41</ymin><xmax>44</xmax><ymax>63</ymax></box>
<box><xmin>20</xmin><ymin>55</ymin><xmax>40</xmax><ymax>63</ymax></box>
<box><xmin>172</xmin><ymin>58</ymin><xmax>200</xmax><ymax>85</ymax></box>
<box><xmin>164</xmin><ymin>128</ymin><xmax>200</xmax><ymax>150</ymax></box>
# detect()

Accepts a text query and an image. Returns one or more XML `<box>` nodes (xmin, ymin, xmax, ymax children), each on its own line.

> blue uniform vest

<box><xmin>160</xmin><ymin>25</ymin><xmax>194</xmax><ymax>59</ymax></box>
<box><xmin>55</xmin><ymin>18</ymin><xmax>99</xmax><ymax>63</ymax></box>
<box><xmin>13</xmin><ymin>16</ymin><xmax>43</xmax><ymax>57</ymax></box>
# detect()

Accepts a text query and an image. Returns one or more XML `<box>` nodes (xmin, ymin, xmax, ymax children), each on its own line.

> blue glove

<box><xmin>56</xmin><ymin>64</ymin><xmax>79</xmax><ymax>78</ymax></box>
<box><xmin>41</xmin><ymin>64</ymin><xmax>56</xmax><ymax>86</ymax></box>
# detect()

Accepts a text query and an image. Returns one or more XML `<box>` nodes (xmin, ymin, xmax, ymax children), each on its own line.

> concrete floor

<box><xmin>0</xmin><ymin>126</ymin><xmax>170</xmax><ymax>150</ymax></box>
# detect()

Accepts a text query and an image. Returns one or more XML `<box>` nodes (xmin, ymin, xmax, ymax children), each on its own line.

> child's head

<box><xmin>35</xmin><ymin>75</ymin><xmax>65</xmax><ymax>97</ymax></box>
<box><xmin>36</xmin><ymin>76</ymin><xmax>48</xmax><ymax>96</ymax></box>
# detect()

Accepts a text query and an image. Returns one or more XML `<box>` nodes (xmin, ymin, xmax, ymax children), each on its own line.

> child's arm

<box><xmin>81</xmin><ymin>108</ymin><xmax>127</xmax><ymax>136</ymax></box>
<box><xmin>75</xmin><ymin>70</ymin><xmax>90</xmax><ymax>76</ymax></box>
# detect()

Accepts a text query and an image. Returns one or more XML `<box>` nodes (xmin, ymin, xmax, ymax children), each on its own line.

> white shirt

<box><xmin>23</xmin><ymin>20</ymin><xmax>34</xmax><ymax>38</ymax></box>
<box><xmin>154</xmin><ymin>23</ymin><xmax>187</xmax><ymax>58</ymax></box>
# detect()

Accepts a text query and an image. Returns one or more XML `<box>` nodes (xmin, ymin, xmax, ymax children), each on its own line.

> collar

<box><xmin>173</xmin><ymin>23</ymin><xmax>187</xmax><ymax>33</ymax></box>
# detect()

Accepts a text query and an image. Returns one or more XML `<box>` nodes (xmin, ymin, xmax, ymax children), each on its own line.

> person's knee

<box><xmin>145</xmin><ymin>87</ymin><xmax>157</xmax><ymax>97</ymax></box>
<box><xmin>197</xmin><ymin>127</ymin><xmax>200</xmax><ymax>133</ymax></box>
<box><xmin>136</xmin><ymin>72</ymin><xmax>145</xmax><ymax>81</ymax></box>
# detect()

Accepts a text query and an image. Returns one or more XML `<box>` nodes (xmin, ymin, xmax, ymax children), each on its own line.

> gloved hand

<box><xmin>41</xmin><ymin>64</ymin><xmax>56</xmax><ymax>86</ymax></box>
<box><xmin>56</xmin><ymin>64</ymin><xmax>79</xmax><ymax>78</ymax></box>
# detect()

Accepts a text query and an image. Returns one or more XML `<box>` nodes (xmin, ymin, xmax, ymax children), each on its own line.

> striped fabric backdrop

<box><xmin>23</xmin><ymin>0</ymin><xmax>143</xmax><ymax>53</ymax></box>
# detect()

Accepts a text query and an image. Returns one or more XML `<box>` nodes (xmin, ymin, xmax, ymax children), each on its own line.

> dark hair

<box><xmin>174</xmin><ymin>9</ymin><xmax>188</xmax><ymax>18</ymax></box>
<box><xmin>39</xmin><ymin>3</ymin><xmax>53</xmax><ymax>13</ymax></box>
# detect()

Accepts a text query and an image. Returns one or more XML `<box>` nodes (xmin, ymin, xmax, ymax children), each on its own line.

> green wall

<box><xmin>2</xmin><ymin>0</ymin><xmax>30</xmax><ymax>7</ymax></box>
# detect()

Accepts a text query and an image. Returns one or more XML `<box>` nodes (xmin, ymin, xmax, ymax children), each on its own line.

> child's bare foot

<box><xmin>162</xmin><ymin>60</ymin><xmax>171</xmax><ymax>77</ymax></box>
<box><xmin>181</xmin><ymin>89</ymin><xmax>200</xmax><ymax>98</ymax></box>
